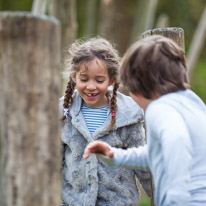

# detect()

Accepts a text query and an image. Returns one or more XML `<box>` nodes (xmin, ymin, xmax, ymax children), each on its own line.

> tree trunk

<box><xmin>187</xmin><ymin>6</ymin><xmax>206</xmax><ymax>77</ymax></box>
<box><xmin>130</xmin><ymin>0</ymin><xmax>148</xmax><ymax>44</ymax></box>
<box><xmin>100</xmin><ymin>0</ymin><xmax>138</xmax><ymax>54</ymax></box>
<box><xmin>155</xmin><ymin>13</ymin><xmax>169</xmax><ymax>28</ymax></box>
<box><xmin>49</xmin><ymin>0</ymin><xmax>77</xmax><ymax>50</ymax></box>
<box><xmin>86</xmin><ymin>0</ymin><xmax>97</xmax><ymax>37</ymax></box>
<box><xmin>144</xmin><ymin>0</ymin><xmax>159</xmax><ymax>31</ymax></box>
<box><xmin>129</xmin><ymin>0</ymin><xmax>158</xmax><ymax>45</ymax></box>
<box><xmin>49</xmin><ymin>0</ymin><xmax>77</xmax><ymax>95</ymax></box>
<box><xmin>0</xmin><ymin>12</ymin><xmax>61</xmax><ymax>206</ymax></box>
<box><xmin>141</xmin><ymin>27</ymin><xmax>185</xmax><ymax>51</ymax></box>
<box><xmin>98</xmin><ymin>0</ymin><xmax>116</xmax><ymax>40</ymax></box>
<box><xmin>32</xmin><ymin>0</ymin><xmax>48</xmax><ymax>15</ymax></box>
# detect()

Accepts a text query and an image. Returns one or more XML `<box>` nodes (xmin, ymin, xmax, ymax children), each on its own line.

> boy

<box><xmin>83</xmin><ymin>35</ymin><xmax>206</xmax><ymax>206</ymax></box>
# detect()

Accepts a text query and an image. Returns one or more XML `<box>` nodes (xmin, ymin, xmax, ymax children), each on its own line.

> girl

<box><xmin>60</xmin><ymin>37</ymin><xmax>151</xmax><ymax>206</ymax></box>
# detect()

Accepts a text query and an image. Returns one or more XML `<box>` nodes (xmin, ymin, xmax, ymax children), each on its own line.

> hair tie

<box><xmin>112</xmin><ymin>111</ymin><xmax>116</xmax><ymax>117</ymax></box>
<box><xmin>64</xmin><ymin>108</ymin><xmax>69</xmax><ymax>117</ymax></box>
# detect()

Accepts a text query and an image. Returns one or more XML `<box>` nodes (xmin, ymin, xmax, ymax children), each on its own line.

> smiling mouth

<box><xmin>85</xmin><ymin>93</ymin><xmax>98</xmax><ymax>97</ymax></box>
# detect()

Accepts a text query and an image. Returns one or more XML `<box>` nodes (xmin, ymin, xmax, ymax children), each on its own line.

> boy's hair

<box><xmin>120</xmin><ymin>35</ymin><xmax>190</xmax><ymax>99</ymax></box>
<box><xmin>61</xmin><ymin>37</ymin><xmax>120</xmax><ymax>129</ymax></box>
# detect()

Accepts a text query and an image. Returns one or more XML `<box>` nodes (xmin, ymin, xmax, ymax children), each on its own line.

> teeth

<box><xmin>87</xmin><ymin>93</ymin><xmax>96</xmax><ymax>97</ymax></box>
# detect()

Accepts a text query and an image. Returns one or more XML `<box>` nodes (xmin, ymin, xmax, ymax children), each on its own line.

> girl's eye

<box><xmin>97</xmin><ymin>80</ymin><xmax>104</xmax><ymax>83</ymax></box>
<box><xmin>80</xmin><ymin>79</ymin><xmax>87</xmax><ymax>82</ymax></box>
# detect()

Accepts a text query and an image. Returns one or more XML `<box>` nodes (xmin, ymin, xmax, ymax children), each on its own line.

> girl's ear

<box><xmin>71</xmin><ymin>74</ymin><xmax>76</xmax><ymax>83</ymax></box>
<box><xmin>109</xmin><ymin>78</ymin><xmax>114</xmax><ymax>86</ymax></box>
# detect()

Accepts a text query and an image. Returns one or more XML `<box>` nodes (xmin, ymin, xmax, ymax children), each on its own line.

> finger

<box><xmin>83</xmin><ymin>152</ymin><xmax>90</xmax><ymax>159</ymax></box>
<box><xmin>83</xmin><ymin>141</ymin><xmax>110</xmax><ymax>159</ymax></box>
<box><xmin>83</xmin><ymin>146</ymin><xmax>92</xmax><ymax>159</ymax></box>
<box><xmin>83</xmin><ymin>142</ymin><xmax>98</xmax><ymax>159</ymax></box>
<box><xmin>106</xmin><ymin>150</ymin><xmax>114</xmax><ymax>158</ymax></box>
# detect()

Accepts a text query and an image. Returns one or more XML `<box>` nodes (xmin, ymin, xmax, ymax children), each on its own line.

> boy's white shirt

<box><xmin>95</xmin><ymin>89</ymin><xmax>206</xmax><ymax>206</ymax></box>
<box><xmin>96</xmin><ymin>143</ymin><xmax>150</xmax><ymax>170</ymax></box>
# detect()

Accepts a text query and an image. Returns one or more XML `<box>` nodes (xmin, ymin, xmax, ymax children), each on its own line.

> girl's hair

<box><xmin>61</xmin><ymin>37</ymin><xmax>120</xmax><ymax>129</ymax></box>
<box><xmin>120</xmin><ymin>35</ymin><xmax>190</xmax><ymax>99</ymax></box>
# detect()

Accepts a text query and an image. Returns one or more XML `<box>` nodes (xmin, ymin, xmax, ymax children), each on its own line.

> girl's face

<box><xmin>72</xmin><ymin>59</ymin><xmax>114</xmax><ymax>108</ymax></box>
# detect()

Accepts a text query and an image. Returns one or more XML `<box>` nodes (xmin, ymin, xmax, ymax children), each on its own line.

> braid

<box><xmin>108</xmin><ymin>82</ymin><xmax>119</xmax><ymax>129</ymax></box>
<box><xmin>60</xmin><ymin>78</ymin><xmax>75</xmax><ymax>121</ymax></box>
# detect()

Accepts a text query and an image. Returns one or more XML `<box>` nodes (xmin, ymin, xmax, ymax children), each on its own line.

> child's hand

<box><xmin>83</xmin><ymin>140</ymin><xmax>114</xmax><ymax>159</ymax></box>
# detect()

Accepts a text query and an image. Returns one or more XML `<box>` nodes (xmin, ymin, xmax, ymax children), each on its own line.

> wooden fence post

<box><xmin>0</xmin><ymin>12</ymin><xmax>61</xmax><ymax>206</ymax></box>
<box><xmin>141</xmin><ymin>27</ymin><xmax>185</xmax><ymax>51</ymax></box>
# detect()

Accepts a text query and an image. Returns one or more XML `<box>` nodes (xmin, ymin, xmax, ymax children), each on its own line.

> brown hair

<box><xmin>61</xmin><ymin>37</ymin><xmax>120</xmax><ymax>129</ymax></box>
<box><xmin>120</xmin><ymin>35</ymin><xmax>190</xmax><ymax>99</ymax></box>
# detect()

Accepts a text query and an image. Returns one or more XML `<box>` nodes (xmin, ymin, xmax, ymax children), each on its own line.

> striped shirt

<box><xmin>81</xmin><ymin>104</ymin><xmax>108</xmax><ymax>134</ymax></box>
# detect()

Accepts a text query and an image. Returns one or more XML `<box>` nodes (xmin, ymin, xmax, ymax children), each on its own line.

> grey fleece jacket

<box><xmin>60</xmin><ymin>91</ymin><xmax>151</xmax><ymax>206</ymax></box>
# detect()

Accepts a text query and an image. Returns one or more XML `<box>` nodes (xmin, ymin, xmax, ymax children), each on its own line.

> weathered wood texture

<box><xmin>141</xmin><ymin>27</ymin><xmax>185</xmax><ymax>51</ymax></box>
<box><xmin>0</xmin><ymin>12</ymin><xmax>61</xmax><ymax>206</ymax></box>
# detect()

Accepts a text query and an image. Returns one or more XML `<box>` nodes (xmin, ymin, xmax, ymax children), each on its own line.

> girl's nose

<box><xmin>86</xmin><ymin>81</ymin><xmax>96</xmax><ymax>90</ymax></box>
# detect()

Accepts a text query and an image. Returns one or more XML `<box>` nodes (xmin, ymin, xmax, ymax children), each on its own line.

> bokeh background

<box><xmin>0</xmin><ymin>0</ymin><xmax>206</xmax><ymax>205</ymax></box>
<box><xmin>0</xmin><ymin>0</ymin><xmax>205</xmax><ymax>101</ymax></box>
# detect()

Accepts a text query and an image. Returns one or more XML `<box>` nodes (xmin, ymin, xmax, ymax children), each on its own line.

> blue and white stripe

<box><xmin>81</xmin><ymin>104</ymin><xmax>108</xmax><ymax>134</ymax></box>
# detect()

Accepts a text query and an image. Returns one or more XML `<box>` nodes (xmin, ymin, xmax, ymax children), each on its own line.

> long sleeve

<box><xmin>96</xmin><ymin>145</ymin><xmax>150</xmax><ymax>170</ymax></box>
<box><xmin>146</xmin><ymin>102</ymin><xmax>193</xmax><ymax>206</ymax></box>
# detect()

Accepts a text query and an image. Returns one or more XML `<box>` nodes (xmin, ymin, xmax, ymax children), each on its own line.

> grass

<box><xmin>136</xmin><ymin>178</ymin><xmax>151</xmax><ymax>206</ymax></box>
<box><xmin>138</xmin><ymin>193</ymin><xmax>151</xmax><ymax>206</ymax></box>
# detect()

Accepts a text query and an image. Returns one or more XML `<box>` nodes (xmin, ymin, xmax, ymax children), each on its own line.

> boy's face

<box><xmin>129</xmin><ymin>92</ymin><xmax>153</xmax><ymax>112</ymax></box>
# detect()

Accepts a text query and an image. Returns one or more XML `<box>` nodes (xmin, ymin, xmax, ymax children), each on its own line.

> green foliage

<box><xmin>191</xmin><ymin>60</ymin><xmax>206</xmax><ymax>103</ymax></box>
<box><xmin>76</xmin><ymin>0</ymin><xmax>100</xmax><ymax>38</ymax></box>
<box><xmin>76</xmin><ymin>0</ymin><xmax>87</xmax><ymax>38</ymax></box>
<box><xmin>156</xmin><ymin>0</ymin><xmax>206</xmax><ymax>52</ymax></box>
<box><xmin>0</xmin><ymin>0</ymin><xmax>33</xmax><ymax>11</ymax></box>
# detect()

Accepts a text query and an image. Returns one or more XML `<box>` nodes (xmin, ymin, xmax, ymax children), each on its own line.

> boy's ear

<box><xmin>109</xmin><ymin>78</ymin><xmax>114</xmax><ymax>86</ymax></box>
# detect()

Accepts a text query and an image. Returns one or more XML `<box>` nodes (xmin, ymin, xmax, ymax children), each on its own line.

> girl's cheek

<box><xmin>77</xmin><ymin>82</ymin><xmax>85</xmax><ymax>87</ymax></box>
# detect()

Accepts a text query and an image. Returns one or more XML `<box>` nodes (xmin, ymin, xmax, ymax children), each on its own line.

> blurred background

<box><xmin>0</xmin><ymin>0</ymin><xmax>205</xmax><ymax>102</ymax></box>
<box><xmin>0</xmin><ymin>0</ymin><xmax>206</xmax><ymax>205</ymax></box>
